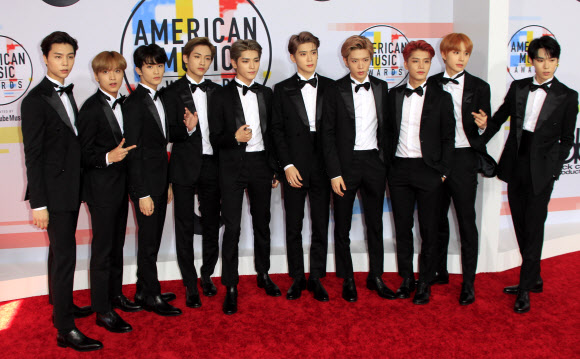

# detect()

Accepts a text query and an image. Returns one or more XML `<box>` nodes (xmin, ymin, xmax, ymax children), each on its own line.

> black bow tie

<box><xmin>112</xmin><ymin>95</ymin><xmax>126</xmax><ymax>110</ymax></box>
<box><xmin>352</xmin><ymin>81</ymin><xmax>371</xmax><ymax>93</ymax></box>
<box><xmin>235</xmin><ymin>81</ymin><xmax>259</xmax><ymax>96</ymax></box>
<box><xmin>298</xmin><ymin>77</ymin><xmax>317</xmax><ymax>89</ymax></box>
<box><xmin>405</xmin><ymin>85</ymin><xmax>424</xmax><ymax>97</ymax></box>
<box><xmin>54</xmin><ymin>83</ymin><xmax>74</xmax><ymax>96</ymax></box>
<box><xmin>530</xmin><ymin>81</ymin><xmax>552</xmax><ymax>93</ymax></box>
<box><xmin>190</xmin><ymin>80</ymin><xmax>211</xmax><ymax>93</ymax></box>
<box><xmin>439</xmin><ymin>71</ymin><xmax>465</xmax><ymax>85</ymax></box>
<box><xmin>145</xmin><ymin>88</ymin><xmax>161</xmax><ymax>101</ymax></box>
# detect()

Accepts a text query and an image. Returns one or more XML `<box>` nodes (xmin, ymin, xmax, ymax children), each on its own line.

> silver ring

<box><xmin>289</xmin><ymin>181</ymin><xmax>293</xmax><ymax>184</ymax></box>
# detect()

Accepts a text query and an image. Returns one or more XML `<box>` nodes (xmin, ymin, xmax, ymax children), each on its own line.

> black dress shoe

<box><xmin>412</xmin><ymin>281</ymin><xmax>431</xmax><ymax>305</ymax></box>
<box><xmin>286</xmin><ymin>277</ymin><xmax>307</xmax><ymax>300</ymax></box>
<box><xmin>186</xmin><ymin>286</ymin><xmax>202</xmax><ymax>308</ymax></box>
<box><xmin>112</xmin><ymin>295</ymin><xmax>143</xmax><ymax>312</ymax></box>
<box><xmin>135</xmin><ymin>291</ymin><xmax>176</xmax><ymax>305</ymax></box>
<box><xmin>431</xmin><ymin>271</ymin><xmax>449</xmax><ymax>285</ymax></box>
<box><xmin>342</xmin><ymin>278</ymin><xmax>358</xmax><ymax>302</ymax></box>
<box><xmin>514</xmin><ymin>290</ymin><xmax>530</xmax><ymax>313</ymax></box>
<box><xmin>459</xmin><ymin>282</ymin><xmax>475</xmax><ymax>305</ymax></box>
<box><xmin>96</xmin><ymin>310</ymin><xmax>132</xmax><ymax>333</ymax></box>
<box><xmin>307</xmin><ymin>278</ymin><xmax>329</xmax><ymax>302</ymax></box>
<box><xmin>201</xmin><ymin>276</ymin><xmax>218</xmax><ymax>297</ymax></box>
<box><xmin>143</xmin><ymin>295</ymin><xmax>182</xmax><ymax>316</ymax></box>
<box><xmin>223</xmin><ymin>286</ymin><xmax>238</xmax><ymax>315</ymax></box>
<box><xmin>503</xmin><ymin>279</ymin><xmax>543</xmax><ymax>295</ymax></box>
<box><xmin>73</xmin><ymin>304</ymin><xmax>93</xmax><ymax>318</ymax></box>
<box><xmin>396</xmin><ymin>277</ymin><xmax>416</xmax><ymax>299</ymax></box>
<box><xmin>366</xmin><ymin>276</ymin><xmax>396</xmax><ymax>300</ymax></box>
<box><xmin>257</xmin><ymin>273</ymin><xmax>282</xmax><ymax>297</ymax></box>
<box><xmin>57</xmin><ymin>328</ymin><xmax>103</xmax><ymax>352</ymax></box>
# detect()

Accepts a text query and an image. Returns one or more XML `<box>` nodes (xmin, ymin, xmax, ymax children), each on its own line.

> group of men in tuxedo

<box><xmin>21</xmin><ymin>29</ymin><xmax>577</xmax><ymax>352</ymax></box>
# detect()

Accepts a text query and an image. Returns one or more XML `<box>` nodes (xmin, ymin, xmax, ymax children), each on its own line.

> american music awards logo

<box><xmin>508</xmin><ymin>25</ymin><xmax>555</xmax><ymax>80</ymax></box>
<box><xmin>0</xmin><ymin>35</ymin><xmax>33</xmax><ymax>107</ymax></box>
<box><xmin>120</xmin><ymin>0</ymin><xmax>272</xmax><ymax>91</ymax></box>
<box><xmin>360</xmin><ymin>25</ymin><xmax>408</xmax><ymax>87</ymax></box>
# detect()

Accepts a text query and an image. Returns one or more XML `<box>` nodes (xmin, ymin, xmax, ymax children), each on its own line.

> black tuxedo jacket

<box><xmin>77</xmin><ymin>90</ymin><xmax>127</xmax><ymax>207</ymax></box>
<box><xmin>482</xmin><ymin>77</ymin><xmax>578</xmax><ymax>194</ymax></box>
<box><xmin>21</xmin><ymin>77</ymin><xmax>81</xmax><ymax>212</ymax></box>
<box><xmin>163</xmin><ymin>77</ymin><xmax>221</xmax><ymax>185</ymax></box>
<box><xmin>385</xmin><ymin>82</ymin><xmax>455</xmax><ymax>177</ymax></box>
<box><xmin>271</xmin><ymin>73</ymin><xmax>334</xmax><ymax>181</ymax></box>
<box><xmin>321</xmin><ymin>74</ymin><xmax>388</xmax><ymax>179</ymax></box>
<box><xmin>209</xmin><ymin>81</ymin><xmax>275</xmax><ymax>182</ymax></box>
<box><xmin>123</xmin><ymin>85</ymin><xmax>169</xmax><ymax>199</ymax></box>
<box><xmin>428</xmin><ymin>71</ymin><xmax>491</xmax><ymax>153</ymax></box>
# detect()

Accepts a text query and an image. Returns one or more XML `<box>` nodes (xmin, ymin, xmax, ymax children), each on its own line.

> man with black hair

<box><xmin>21</xmin><ymin>31</ymin><xmax>102</xmax><ymax>351</ymax></box>
<box><xmin>124</xmin><ymin>44</ymin><xmax>181</xmax><ymax>317</ymax></box>
<box><xmin>483</xmin><ymin>35</ymin><xmax>578</xmax><ymax>313</ymax></box>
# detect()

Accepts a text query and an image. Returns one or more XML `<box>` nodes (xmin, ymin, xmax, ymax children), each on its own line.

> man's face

<box><xmin>136</xmin><ymin>62</ymin><xmax>165</xmax><ymax>90</ymax></box>
<box><xmin>290</xmin><ymin>42</ymin><xmax>318</xmax><ymax>78</ymax></box>
<box><xmin>232</xmin><ymin>50</ymin><xmax>260</xmax><ymax>85</ymax></box>
<box><xmin>343</xmin><ymin>48</ymin><xmax>371</xmax><ymax>83</ymax></box>
<box><xmin>43</xmin><ymin>43</ymin><xmax>75</xmax><ymax>84</ymax></box>
<box><xmin>441</xmin><ymin>41</ymin><xmax>470</xmax><ymax>77</ymax></box>
<box><xmin>532</xmin><ymin>48</ymin><xmax>558</xmax><ymax>84</ymax></box>
<box><xmin>95</xmin><ymin>67</ymin><xmax>124</xmax><ymax>97</ymax></box>
<box><xmin>183</xmin><ymin>45</ymin><xmax>213</xmax><ymax>82</ymax></box>
<box><xmin>404</xmin><ymin>50</ymin><xmax>432</xmax><ymax>84</ymax></box>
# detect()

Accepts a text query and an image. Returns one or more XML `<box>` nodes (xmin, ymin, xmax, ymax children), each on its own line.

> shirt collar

<box><xmin>297</xmin><ymin>72</ymin><xmax>317</xmax><ymax>81</ymax></box>
<box><xmin>234</xmin><ymin>76</ymin><xmax>255</xmax><ymax>88</ymax></box>
<box><xmin>46</xmin><ymin>76</ymin><xmax>69</xmax><ymax>88</ymax></box>
<box><xmin>350</xmin><ymin>75</ymin><xmax>370</xmax><ymax>85</ymax></box>
<box><xmin>139</xmin><ymin>82</ymin><xmax>158</xmax><ymax>97</ymax></box>
<box><xmin>186</xmin><ymin>74</ymin><xmax>205</xmax><ymax>85</ymax></box>
<box><xmin>532</xmin><ymin>76</ymin><xmax>554</xmax><ymax>87</ymax></box>
<box><xmin>443</xmin><ymin>70</ymin><xmax>465</xmax><ymax>84</ymax></box>
<box><xmin>99</xmin><ymin>88</ymin><xmax>121</xmax><ymax>103</ymax></box>
<box><xmin>406</xmin><ymin>80</ymin><xmax>427</xmax><ymax>90</ymax></box>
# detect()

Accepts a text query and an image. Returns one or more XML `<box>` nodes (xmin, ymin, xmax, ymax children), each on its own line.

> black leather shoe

<box><xmin>201</xmin><ymin>276</ymin><xmax>217</xmax><ymax>297</ymax></box>
<box><xmin>186</xmin><ymin>286</ymin><xmax>202</xmax><ymax>308</ymax></box>
<box><xmin>459</xmin><ymin>282</ymin><xmax>475</xmax><ymax>305</ymax></box>
<box><xmin>73</xmin><ymin>304</ymin><xmax>93</xmax><ymax>318</ymax></box>
<box><xmin>514</xmin><ymin>290</ymin><xmax>530</xmax><ymax>313</ymax></box>
<box><xmin>112</xmin><ymin>295</ymin><xmax>143</xmax><ymax>312</ymax></box>
<box><xmin>503</xmin><ymin>279</ymin><xmax>543</xmax><ymax>295</ymax></box>
<box><xmin>307</xmin><ymin>278</ymin><xmax>329</xmax><ymax>302</ymax></box>
<box><xmin>396</xmin><ymin>277</ymin><xmax>416</xmax><ymax>299</ymax></box>
<box><xmin>223</xmin><ymin>286</ymin><xmax>238</xmax><ymax>315</ymax></box>
<box><xmin>257</xmin><ymin>273</ymin><xmax>282</xmax><ymax>297</ymax></box>
<box><xmin>286</xmin><ymin>277</ymin><xmax>307</xmax><ymax>300</ymax></box>
<box><xmin>412</xmin><ymin>281</ymin><xmax>431</xmax><ymax>305</ymax></box>
<box><xmin>96</xmin><ymin>310</ymin><xmax>132</xmax><ymax>333</ymax></box>
<box><xmin>57</xmin><ymin>328</ymin><xmax>103</xmax><ymax>352</ymax></box>
<box><xmin>342</xmin><ymin>278</ymin><xmax>358</xmax><ymax>302</ymax></box>
<box><xmin>431</xmin><ymin>271</ymin><xmax>449</xmax><ymax>285</ymax></box>
<box><xmin>366</xmin><ymin>276</ymin><xmax>396</xmax><ymax>299</ymax></box>
<box><xmin>143</xmin><ymin>295</ymin><xmax>182</xmax><ymax>316</ymax></box>
<box><xmin>135</xmin><ymin>291</ymin><xmax>176</xmax><ymax>306</ymax></box>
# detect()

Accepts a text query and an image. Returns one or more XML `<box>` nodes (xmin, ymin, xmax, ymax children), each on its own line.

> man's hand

<box><xmin>139</xmin><ymin>197</ymin><xmax>155</xmax><ymax>216</ymax></box>
<box><xmin>32</xmin><ymin>209</ymin><xmax>49</xmax><ymax>230</ymax></box>
<box><xmin>285</xmin><ymin>166</ymin><xmax>303</xmax><ymax>188</ymax></box>
<box><xmin>472</xmin><ymin>109</ymin><xmax>488</xmax><ymax>130</ymax></box>
<box><xmin>235</xmin><ymin>124</ymin><xmax>252</xmax><ymax>143</ymax></box>
<box><xmin>272</xmin><ymin>175</ymin><xmax>279</xmax><ymax>189</ymax></box>
<box><xmin>331</xmin><ymin>177</ymin><xmax>346</xmax><ymax>197</ymax></box>
<box><xmin>184</xmin><ymin>107</ymin><xmax>199</xmax><ymax>132</ymax></box>
<box><xmin>108</xmin><ymin>138</ymin><xmax>137</xmax><ymax>163</ymax></box>
<box><xmin>167</xmin><ymin>184</ymin><xmax>174</xmax><ymax>204</ymax></box>
<box><xmin>441</xmin><ymin>176</ymin><xmax>446</xmax><ymax>183</ymax></box>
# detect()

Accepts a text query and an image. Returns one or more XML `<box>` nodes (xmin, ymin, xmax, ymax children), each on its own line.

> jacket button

<box><xmin>61</xmin><ymin>169</ymin><xmax>65</xmax><ymax>172</ymax></box>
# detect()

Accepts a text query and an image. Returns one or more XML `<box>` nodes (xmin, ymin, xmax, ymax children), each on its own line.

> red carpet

<box><xmin>1</xmin><ymin>251</ymin><xmax>579</xmax><ymax>358</ymax></box>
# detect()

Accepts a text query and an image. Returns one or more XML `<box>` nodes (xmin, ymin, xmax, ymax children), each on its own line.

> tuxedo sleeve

<box><xmin>321</xmin><ymin>85</ymin><xmax>342</xmax><ymax>179</ymax></box>
<box><xmin>209</xmin><ymin>88</ymin><xmax>238</xmax><ymax>149</ymax></box>
<box><xmin>270</xmin><ymin>84</ymin><xmax>292</xmax><ymax>168</ymax></box>
<box><xmin>555</xmin><ymin>90</ymin><xmax>579</xmax><ymax>179</ymax></box>
<box><xmin>439</xmin><ymin>91</ymin><xmax>455</xmax><ymax>177</ymax></box>
<box><xmin>21</xmin><ymin>94</ymin><xmax>48</xmax><ymax>209</ymax></box>
<box><xmin>77</xmin><ymin>102</ymin><xmax>108</xmax><ymax>169</ymax></box>
<box><xmin>483</xmin><ymin>81</ymin><xmax>516</xmax><ymax>144</ymax></box>
<box><xmin>123</xmin><ymin>100</ymin><xmax>147</xmax><ymax>198</ymax></box>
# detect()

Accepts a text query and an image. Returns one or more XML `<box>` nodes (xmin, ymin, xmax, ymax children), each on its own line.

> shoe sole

<box><xmin>514</xmin><ymin>307</ymin><xmax>530</xmax><ymax>314</ymax></box>
<box><xmin>504</xmin><ymin>288</ymin><xmax>543</xmax><ymax>295</ymax></box>
<box><xmin>96</xmin><ymin>320</ymin><xmax>133</xmax><ymax>333</ymax></box>
<box><xmin>57</xmin><ymin>342</ymin><xmax>103</xmax><ymax>352</ymax></box>
<box><xmin>143</xmin><ymin>308</ymin><xmax>182</xmax><ymax>316</ymax></box>
<box><xmin>112</xmin><ymin>305</ymin><xmax>143</xmax><ymax>313</ymax></box>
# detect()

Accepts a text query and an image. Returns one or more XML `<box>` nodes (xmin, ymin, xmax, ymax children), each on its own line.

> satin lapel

<box><xmin>338</xmin><ymin>77</ymin><xmax>355</xmax><ymax>124</ymax></box>
<box><xmin>144</xmin><ymin>92</ymin><xmax>165</xmax><ymax>137</ymax></box>
<box><xmin>394</xmin><ymin>86</ymin><xmax>405</xmax><ymax>134</ymax></box>
<box><xmin>287</xmin><ymin>82</ymin><xmax>309</xmax><ymax>128</ymax></box>
<box><xmin>67</xmin><ymin>92</ymin><xmax>79</xmax><ymax>127</ymax></box>
<box><xmin>178</xmin><ymin>79</ymin><xmax>197</xmax><ymax>114</ymax></box>
<box><xmin>231</xmin><ymin>84</ymin><xmax>246</xmax><ymax>129</ymax></box>
<box><xmin>97</xmin><ymin>91</ymin><xmax>123</xmax><ymax>144</ymax></box>
<box><xmin>315</xmin><ymin>79</ymin><xmax>325</xmax><ymax>131</ymax></box>
<box><xmin>420</xmin><ymin>87</ymin><xmax>434</xmax><ymax>135</ymax></box>
<box><xmin>371</xmin><ymin>78</ymin><xmax>383</xmax><ymax>128</ymax></box>
<box><xmin>41</xmin><ymin>90</ymin><xmax>75</xmax><ymax>134</ymax></box>
<box><xmin>257</xmin><ymin>87</ymin><xmax>268</xmax><ymax>134</ymax></box>
<box><xmin>535</xmin><ymin>79</ymin><xmax>565</xmax><ymax>131</ymax></box>
<box><xmin>514</xmin><ymin>80</ymin><xmax>531</xmax><ymax>145</ymax></box>
<box><xmin>462</xmin><ymin>73</ymin><xmax>475</xmax><ymax>125</ymax></box>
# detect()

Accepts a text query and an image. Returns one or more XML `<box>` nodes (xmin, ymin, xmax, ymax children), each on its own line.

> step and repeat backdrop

<box><xmin>0</xmin><ymin>0</ymin><xmax>578</xmax><ymax>300</ymax></box>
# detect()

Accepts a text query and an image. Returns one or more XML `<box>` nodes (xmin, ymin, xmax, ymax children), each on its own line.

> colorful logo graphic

<box><xmin>360</xmin><ymin>25</ymin><xmax>408</xmax><ymax>87</ymax></box>
<box><xmin>0</xmin><ymin>35</ymin><xmax>33</xmax><ymax>106</ymax></box>
<box><xmin>120</xmin><ymin>0</ymin><xmax>272</xmax><ymax>90</ymax></box>
<box><xmin>508</xmin><ymin>25</ymin><xmax>555</xmax><ymax>80</ymax></box>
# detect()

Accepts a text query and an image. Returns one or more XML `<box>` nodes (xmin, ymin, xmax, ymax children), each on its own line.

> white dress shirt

<box><xmin>138</xmin><ymin>82</ymin><xmax>166</xmax><ymax>138</ymax></box>
<box><xmin>441</xmin><ymin>71</ymin><xmax>471</xmax><ymax>148</ymax></box>
<box><xmin>351</xmin><ymin>76</ymin><xmax>378</xmax><ymax>151</ymax></box>
<box><xmin>186</xmin><ymin>74</ymin><xmax>213</xmax><ymax>155</ymax></box>
<box><xmin>396</xmin><ymin>81</ymin><xmax>427</xmax><ymax>158</ymax></box>
<box><xmin>46</xmin><ymin>76</ymin><xmax>77</xmax><ymax>136</ymax></box>
<box><xmin>523</xmin><ymin>77</ymin><xmax>553</xmax><ymax>132</ymax></box>
<box><xmin>101</xmin><ymin>89</ymin><xmax>125</xmax><ymax>166</ymax></box>
<box><xmin>235</xmin><ymin>77</ymin><xmax>264</xmax><ymax>152</ymax></box>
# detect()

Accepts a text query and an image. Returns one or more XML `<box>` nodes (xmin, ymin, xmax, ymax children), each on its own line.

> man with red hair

<box><xmin>385</xmin><ymin>40</ymin><xmax>455</xmax><ymax>305</ymax></box>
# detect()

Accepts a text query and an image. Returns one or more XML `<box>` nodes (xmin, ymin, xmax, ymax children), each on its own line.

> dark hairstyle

<box><xmin>403</xmin><ymin>40</ymin><xmax>435</xmax><ymax>62</ymax></box>
<box><xmin>288</xmin><ymin>31</ymin><xmax>320</xmax><ymax>55</ymax></box>
<box><xmin>183</xmin><ymin>37</ymin><xmax>216</xmax><ymax>59</ymax></box>
<box><xmin>133</xmin><ymin>44</ymin><xmax>168</xmax><ymax>68</ymax></box>
<box><xmin>528</xmin><ymin>35</ymin><xmax>560</xmax><ymax>60</ymax></box>
<box><xmin>230</xmin><ymin>39</ymin><xmax>262</xmax><ymax>62</ymax></box>
<box><xmin>40</xmin><ymin>31</ymin><xmax>78</xmax><ymax>57</ymax></box>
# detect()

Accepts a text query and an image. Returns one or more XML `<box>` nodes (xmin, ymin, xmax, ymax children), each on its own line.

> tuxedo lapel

<box><xmin>257</xmin><ymin>87</ymin><xmax>268</xmax><ymax>134</ymax></box>
<box><xmin>315</xmin><ymin>79</ymin><xmax>325</xmax><ymax>131</ymax></box>
<box><xmin>178</xmin><ymin>78</ymin><xmax>197</xmax><ymax>114</ymax></box>
<box><xmin>230</xmin><ymin>83</ymin><xmax>246</xmax><ymax>129</ymax></box>
<box><xmin>514</xmin><ymin>79</ymin><xmax>532</xmax><ymax>145</ymax></box>
<box><xmin>535</xmin><ymin>78</ymin><xmax>566</xmax><ymax>131</ymax></box>
<box><xmin>420</xmin><ymin>86</ymin><xmax>434</xmax><ymax>134</ymax></box>
<box><xmin>67</xmin><ymin>92</ymin><xmax>79</xmax><ymax>126</ymax></box>
<box><xmin>286</xmin><ymin>76</ymin><xmax>309</xmax><ymax>128</ymax></box>
<box><xmin>462</xmin><ymin>72</ymin><xmax>475</xmax><ymax>120</ymax></box>
<box><xmin>142</xmin><ymin>88</ymin><xmax>165</xmax><ymax>137</ymax></box>
<box><xmin>394</xmin><ymin>86</ymin><xmax>405</xmax><ymax>134</ymax></box>
<box><xmin>97</xmin><ymin>91</ymin><xmax>123</xmax><ymax>144</ymax></box>
<box><xmin>40</xmin><ymin>79</ymin><xmax>75</xmax><ymax>134</ymax></box>
<box><xmin>370</xmin><ymin>77</ymin><xmax>383</xmax><ymax>127</ymax></box>
<box><xmin>338</xmin><ymin>76</ymin><xmax>355</xmax><ymax>124</ymax></box>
